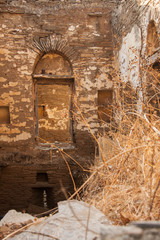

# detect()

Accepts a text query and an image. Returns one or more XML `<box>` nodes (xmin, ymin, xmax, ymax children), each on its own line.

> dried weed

<box><xmin>83</xmin><ymin>65</ymin><xmax>160</xmax><ymax>225</ymax></box>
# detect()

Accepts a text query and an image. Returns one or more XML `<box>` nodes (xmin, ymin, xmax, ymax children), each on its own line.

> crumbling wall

<box><xmin>0</xmin><ymin>145</ymin><xmax>89</xmax><ymax>215</ymax></box>
<box><xmin>0</xmin><ymin>164</ymin><xmax>78</xmax><ymax>215</ymax></box>
<box><xmin>111</xmin><ymin>0</ymin><xmax>160</xmax><ymax>117</ymax></box>
<box><xmin>0</xmin><ymin>0</ymin><xmax>115</xmax><ymax>151</ymax></box>
<box><xmin>0</xmin><ymin>0</ymin><xmax>117</xmax><ymax>213</ymax></box>
<box><xmin>1</xmin><ymin>0</ymin><xmax>159</xmax><ymax>214</ymax></box>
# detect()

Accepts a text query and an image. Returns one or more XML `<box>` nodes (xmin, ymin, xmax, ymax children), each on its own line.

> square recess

<box><xmin>0</xmin><ymin>106</ymin><xmax>10</xmax><ymax>124</ymax></box>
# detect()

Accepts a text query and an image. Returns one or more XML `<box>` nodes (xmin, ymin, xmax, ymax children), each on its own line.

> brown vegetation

<box><xmin>83</xmin><ymin>63</ymin><xmax>160</xmax><ymax>225</ymax></box>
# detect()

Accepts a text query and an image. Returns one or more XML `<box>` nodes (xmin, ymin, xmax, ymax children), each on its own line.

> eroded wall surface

<box><xmin>114</xmin><ymin>0</ymin><xmax>160</xmax><ymax>88</ymax></box>
<box><xmin>1</xmin><ymin>0</ymin><xmax>159</xmax><ymax>214</ymax></box>
<box><xmin>0</xmin><ymin>0</ymin><xmax>115</xmax><ymax>149</ymax></box>
<box><xmin>0</xmin><ymin>0</ymin><xmax>116</xmax><ymax>214</ymax></box>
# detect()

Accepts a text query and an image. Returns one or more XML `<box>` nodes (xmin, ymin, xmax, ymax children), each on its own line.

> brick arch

<box><xmin>34</xmin><ymin>53</ymin><xmax>72</xmax><ymax>76</ymax></box>
<box><xmin>32</xmin><ymin>36</ymin><xmax>75</xmax><ymax>144</ymax></box>
<box><xmin>33</xmin><ymin>34</ymin><xmax>78</xmax><ymax>64</ymax></box>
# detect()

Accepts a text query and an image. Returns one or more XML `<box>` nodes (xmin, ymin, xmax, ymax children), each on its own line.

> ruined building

<box><xmin>0</xmin><ymin>0</ymin><xmax>159</xmax><ymax>215</ymax></box>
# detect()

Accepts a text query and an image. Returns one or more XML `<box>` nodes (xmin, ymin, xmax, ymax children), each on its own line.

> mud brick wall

<box><xmin>0</xmin><ymin>0</ymin><xmax>159</xmax><ymax>214</ymax></box>
<box><xmin>0</xmin><ymin>163</ymin><xmax>70</xmax><ymax>214</ymax></box>
<box><xmin>0</xmin><ymin>148</ymin><xmax>88</xmax><ymax>215</ymax></box>
<box><xmin>0</xmin><ymin>0</ymin><xmax>115</xmax><ymax>151</ymax></box>
<box><xmin>0</xmin><ymin>0</ymin><xmax>116</xmax><ymax>213</ymax></box>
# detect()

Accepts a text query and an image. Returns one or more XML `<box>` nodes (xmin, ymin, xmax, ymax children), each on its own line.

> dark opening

<box><xmin>0</xmin><ymin>106</ymin><xmax>10</xmax><ymax>124</ymax></box>
<box><xmin>147</xmin><ymin>21</ymin><xmax>159</xmax><ymax>56</ymax></box>
<box><xmin>32</xmin><ymin>187</ymin><xmax>54</xmax><ymax>210</ymax></box>
<box><xmin>38</xmin><ymin>105</ymin><xmax>46</xmax><ymax>118</ymax></box>
<box><xmin>36</xmin><ymin>172</ymin><xmax>48</xmax><ymax>182</ymax></box>
<box><xmin>152</xmin><ymin>61</ymin><xmax>160</xmax><ymax>71</ymax></box>
<box><xmin>98</xmin><ymin>90</ymin><xmax>113</xmax><ymax>122</ymax></box>
<box><xmin>147</xmin><ymin>60</ymin><xmax>160</xmax><ymax>116</ymax></box>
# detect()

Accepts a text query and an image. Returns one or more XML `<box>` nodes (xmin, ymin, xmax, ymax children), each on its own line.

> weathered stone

<box><xmin>0</xmin><ymin>210</ymin><xmax>35</xmax><ymax>226</ymax></box>
<box><xmin>101</xmin><ymin>226</ymin><xmax>143</xmax><ymax>240</ymax></box>
<box><xmin>131</xmin><ymin>221</ymin><xmax>160</xmax><ymax>229</ymax></box>
<box><xmin>3</xmin><ymin>202</ymin><xmax>160</xmax><ymax>240</ymax></box>
<box><xmin>101</xmin><ymin>222</ymin><xmax>160</xmax><ymax>240</ymax></box>
<box><xmin>8</xmin><ymin>200</ymin><xmax>112</xmax><ymax>240</ymax></box>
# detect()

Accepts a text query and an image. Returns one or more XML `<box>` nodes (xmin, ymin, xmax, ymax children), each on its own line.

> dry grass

<box><xmin>83</xmin><ymin>64</ymin><xmax>160</xmax><ymax>225</ymax></box>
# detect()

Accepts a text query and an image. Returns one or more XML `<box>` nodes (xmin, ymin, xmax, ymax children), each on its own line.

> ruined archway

<box><xmin>33</xmin><ymin>53</ymin><xmax>74</xmax><ymax>144</ymax></box>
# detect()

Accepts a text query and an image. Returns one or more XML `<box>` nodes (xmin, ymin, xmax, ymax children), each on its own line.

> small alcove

<box><xmin>98</xmin><ymin>89</ymin><xmax>113</xmax><ymax>123</ymax></box>
<box><xmin>0</xmin><ymin>106</ymin><xmax>10</xmax><ymax>124</ymax></box>
<box><xmin>36</xmin><ymin>172</ymin><xmax>48</xmax><ymax>183</ymax></box>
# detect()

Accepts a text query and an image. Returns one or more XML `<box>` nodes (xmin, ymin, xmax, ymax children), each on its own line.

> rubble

<box><xmin>0</xmin><ymin>210</ymin><xmax>36</xmax><ymax>239</ymax></box>
<box><xmin>1</xmin><ymin>201</ymin><xmax>160</xmax><ymax>240</ymax></box>
<box><xmin>0</xmin><ymin>210</ymin><xmax>35</xmax><ymax>227</ymax></box>
<box><xmin>101</xmin><ymin>223</ymin><xmax>160</xmax><ymax>240</ymax></box>
<box><xmin>6</xmin><ymin>200</ymin><xmax>112</xmax><ymax>240</ymax></box>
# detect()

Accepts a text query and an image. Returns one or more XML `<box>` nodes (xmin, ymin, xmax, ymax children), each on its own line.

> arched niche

<box><xmin>33</xmin><ymin>52</ymin><xmax>74</xmax><ymax>145</ymax></box>
<box><xmin>34</xmin><ymin>53</ymin><xmax>72</xmax><ymax>76</ymax></box>
<box><xmin>147</xmin><ymin>21</ymin><xmax>159</xmax><ymax>56</ymax></box>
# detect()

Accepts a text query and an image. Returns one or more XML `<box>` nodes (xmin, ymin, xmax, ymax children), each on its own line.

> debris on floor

<box><xmin>2</xmin><ymin>200</ymin><xmax>112</xmax><ymax>240</ymax></box>
<box><xmin>0</xmin><ymin>210</ymin><xmax>36</xmax><ymax>239</ymax></box>
<box><xmin>1</xmin><ymin>201</ymin><xmax>160</xmax><ymax>240</ymax></box>
<box><xmin>0</xmin><ymin>210</ymin><xmax>35</xmax><ymax>227</ymax></box>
